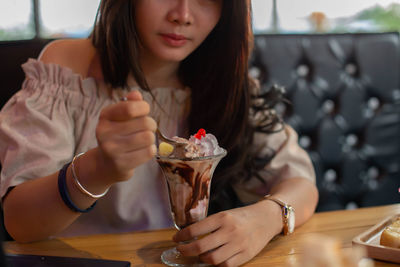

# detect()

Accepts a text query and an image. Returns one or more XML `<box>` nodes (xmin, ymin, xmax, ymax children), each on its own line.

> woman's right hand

<box><xmin>95</xmin><ymin>90</ymin><xmax>157</xmax><ymax>183</ymax></box>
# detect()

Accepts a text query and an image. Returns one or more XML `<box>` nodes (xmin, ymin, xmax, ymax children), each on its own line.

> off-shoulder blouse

<box><xmin>0</xmin><ymin>59</ymin><xmax>315</xmax><ymax>237</ymax></box>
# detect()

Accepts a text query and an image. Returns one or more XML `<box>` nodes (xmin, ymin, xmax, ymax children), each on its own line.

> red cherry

<box><xmin>194</xmin><ymin>128</ymin><xmax>206</xmax><ymax>139</ymax></box>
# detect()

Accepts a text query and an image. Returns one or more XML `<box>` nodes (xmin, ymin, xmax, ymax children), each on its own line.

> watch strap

<box><xmin>263</xmin><ymin>194</ymin><xmax>287</xmax><ymax>208</ymax></box>
<box><xmin>262</xmin><ymin>194</ymin><xmax>295</xmax><ymax>235</ymax></box>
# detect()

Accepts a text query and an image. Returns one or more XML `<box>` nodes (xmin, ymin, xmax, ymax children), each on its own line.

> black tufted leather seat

<box><xmin>250</xmin><ymin>32</ymin><xmax>400</xmax><ymax>211</ymax></box>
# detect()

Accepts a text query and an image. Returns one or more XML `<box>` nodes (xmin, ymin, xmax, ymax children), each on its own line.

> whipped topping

<box><xmin>172</xmin><ymin>129</ymin><xmax>224</xmax><ymax>158</ymax></box>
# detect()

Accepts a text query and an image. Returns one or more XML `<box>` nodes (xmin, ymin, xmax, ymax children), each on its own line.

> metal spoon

<box><xmin>120</xmin><ymin>96</ymin><xmax>186</xmax><ymax>157</ymax></box>
<box><xmin>155</xmin><ymin>129</ymin><xmax>187</xmax><ymax>158</ymax></box>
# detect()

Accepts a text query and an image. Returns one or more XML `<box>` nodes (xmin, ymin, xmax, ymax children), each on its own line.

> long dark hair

<box><xmin>92</xmin><ymin>0</ymin><xmax>283</xmax><ymax>212</ymax></box>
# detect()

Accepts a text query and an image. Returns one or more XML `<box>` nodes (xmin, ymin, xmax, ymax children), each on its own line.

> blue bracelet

<box><xmin>58</xmin><ymin>162</ymin><xmax>97</xmax><ymax>213</ymax></box>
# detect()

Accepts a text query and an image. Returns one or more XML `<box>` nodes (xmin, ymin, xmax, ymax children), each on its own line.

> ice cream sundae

<box><xmin>156</xmin><ymin>129</ymin><xmax>226</xmax><ymax>229</ymax></box>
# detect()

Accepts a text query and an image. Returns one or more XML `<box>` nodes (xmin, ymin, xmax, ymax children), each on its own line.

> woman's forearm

<box><xmin>268</xmin><ymin>177</ymin><xmax>319</xmax><ymax>227</ymax></box>
<box><xmin>3</xmin><ymin>148</ymin><xmax>111</xmax><ymax>243</ymax></box>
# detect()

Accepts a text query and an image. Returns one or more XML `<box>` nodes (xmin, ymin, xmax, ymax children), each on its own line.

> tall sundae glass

<box><xmin>156</xmin><ymin>129</ymin><xmax>226</xmax><ymax>266</ymax></box>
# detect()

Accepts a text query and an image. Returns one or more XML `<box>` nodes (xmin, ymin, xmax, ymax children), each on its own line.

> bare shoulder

<box><xmin>38</xmin><ymin>38</ymin><xmax>96</xmax><ymax>78</ymax></box>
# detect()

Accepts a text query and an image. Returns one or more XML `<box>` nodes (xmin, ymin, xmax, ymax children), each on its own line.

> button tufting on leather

<box><xmin>322</xmin><ymin>100</ymin><xmax>335</xmax><ymax>114</ymax></box>
<box><xmin>367</xmin><ymin>166</ymin><xmax>379</xmax><ymax>180</ymax></box>
<box><xmin>274</xmin><ymin>102</ymin><xmax>286</xmax><ymax>115</ymax></box>
<box><xmin>297</xmin><ymin>64</ymin><xmax>309</xmax><ymax>77</ymax></box>
<box><xmin>392</xmin><ymin>89</ymin><xmax>400</xmax><ymax>101</ymax></box>
<box><xmin>324</xmin><ymin>169</ymin><xmax>337</xmax><ymax>183</ymax></box>
<box><xmin>367</xmin><ymin>97</ymin><xmax>380</xmax><ymax>111</ymax></box>
<box><xmin>249</xmin><ymin>67</ymin><xmax>261</xmax><ymax>79</ymax></box>
<box><xmin>345</xmin><ymin>202</ymin><xmax>358</xmax><ymax>210</ymax></box>
<box><xmin>299</xmin><ymin>135</ymin><xmax>311</xmax><ymax>149</ymax></box>
<box><xmin>345</xmin><ymin>63</ymin><xmax>357</xmax><ymax>76</ymax></box>
<box><xmin>345</xmin><ymin>134</ymin><xmax>358</xmax><ymax>147</ymax></box>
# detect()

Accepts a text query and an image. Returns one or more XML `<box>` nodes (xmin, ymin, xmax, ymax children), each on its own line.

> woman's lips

<box><xmin>160</xmin><ymin>33</ymin><xmax>188</xmax><ymax>47</ymax></box>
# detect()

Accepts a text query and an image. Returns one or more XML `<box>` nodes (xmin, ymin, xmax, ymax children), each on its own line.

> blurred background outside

<box><xmin>0</xmin><ymin>0</ymin><xmax>400</xmax><ymax>41</ymax></box>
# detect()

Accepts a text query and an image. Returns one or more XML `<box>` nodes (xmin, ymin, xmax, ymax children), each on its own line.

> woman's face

<box><xmin>134</xmin><ymin>0</ymin><xmax>223</xmax><ymax>64</ymax></box>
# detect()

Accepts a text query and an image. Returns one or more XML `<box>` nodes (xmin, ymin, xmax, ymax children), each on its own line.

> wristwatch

<box><xmin>263</xmin><ymin>194</ymin><xmax>295</xmax><ymax>235</ymax></box>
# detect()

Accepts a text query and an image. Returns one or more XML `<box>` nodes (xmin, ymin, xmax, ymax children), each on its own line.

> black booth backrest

<box><xmin>251</xmin><ymin>32</ymin><xmax>400</xmax><ymax>211</ymax></box>
<box><xmin>0</xmin><ymin>39</ymin><xmax>51</xmax><ymax>108</ymax></box>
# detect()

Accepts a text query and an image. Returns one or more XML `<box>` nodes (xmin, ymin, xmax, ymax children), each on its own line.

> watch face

<box><xmin>287</xmin><ymin>206</ymin><xmax>295</xmax><ymax>234</ymax></box>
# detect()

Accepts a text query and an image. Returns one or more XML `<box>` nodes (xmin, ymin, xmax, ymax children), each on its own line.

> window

<box><xmin>0</xmin><ymin>0</ymin><xmax>100</xmax><ymax>41</ymax></box>
<box><xmin>39</xmin><ymin>0</ymin><xmax>100</xmax><ymax>38</ymax></box>
<box><xmin>0</xmin><ymin>0</ymin><xmax>34</xmax><ymax>40</ymax></box>
<box><xmin>2</xmin><ymin>0</ymin><xmax>400</xmax><ymax>41</ymax></box>
<box><xmin>252</xmin><ymin>0</ymin><xmax>400</xmax><ymax>34</ymax></box>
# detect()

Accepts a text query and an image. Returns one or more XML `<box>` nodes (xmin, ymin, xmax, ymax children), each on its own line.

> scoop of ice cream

<box><xmin>188</xmin><ymin>132</ymin><xmax>224</xmax><ymax>156</ymax></box>
<box><xmin>171</xmin><ymin>129</ymin><xmax>224</xmax><ymax>158</ymax></box>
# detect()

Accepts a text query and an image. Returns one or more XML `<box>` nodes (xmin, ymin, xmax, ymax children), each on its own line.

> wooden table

<box><xmin>4</xmin><ymin>204</ymin><xmax>400</xmax><ymax>266</ymax></box>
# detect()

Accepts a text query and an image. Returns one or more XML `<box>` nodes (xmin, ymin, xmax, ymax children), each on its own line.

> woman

<box><xmin>0</xmin><ymin>0</ymin><xmax>318</xmax><ymax>266</ymax></box>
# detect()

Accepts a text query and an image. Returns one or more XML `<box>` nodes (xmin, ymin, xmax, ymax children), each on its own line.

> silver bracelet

<box><xmin>71</xmin><ymin>152</ymin><xmax>109</xmax><ymax>199</ymax></box>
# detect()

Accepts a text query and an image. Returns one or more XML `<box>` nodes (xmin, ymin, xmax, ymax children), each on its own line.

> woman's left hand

<box><xmin>173</xmin><ymin>200</ymin><xmax>283</xmax><ymax>267</ymax></box>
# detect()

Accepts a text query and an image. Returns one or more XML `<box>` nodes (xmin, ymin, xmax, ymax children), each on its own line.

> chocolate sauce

<box><xmin>158</xmin><ymin>160</ymin><xmax>213</xmax><ymax>228</ymax></box>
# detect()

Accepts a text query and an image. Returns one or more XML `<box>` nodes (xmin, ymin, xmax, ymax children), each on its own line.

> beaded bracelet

<box><xmin>58</xmin><ymin>162</ymin><xmax>97</xmax><ymax>213</ymax></box>
<box><xmin>71</xmin><ymin>152</ymin><xmax>109</xmax><ymax>199</ymax></box>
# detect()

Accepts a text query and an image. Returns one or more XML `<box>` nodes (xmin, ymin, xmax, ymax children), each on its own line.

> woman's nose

<box><xmin>167</xmin><ymin>0</ymin><xmax>194</xmax><ymax>26</ymax></box>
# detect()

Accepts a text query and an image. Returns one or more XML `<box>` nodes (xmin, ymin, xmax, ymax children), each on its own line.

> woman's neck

<box><xmin>90</xmin><ymin>48</ymin><xmax>184</xmax><ymax>90</ymax></box>
<box><xmin>129</xmin><ymin>53</ymin><xmax>183</xmax><ymax>90</ymax></box>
